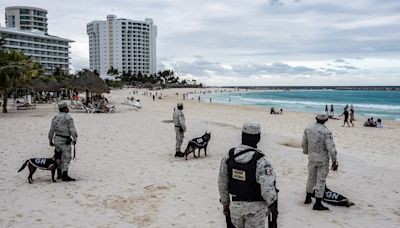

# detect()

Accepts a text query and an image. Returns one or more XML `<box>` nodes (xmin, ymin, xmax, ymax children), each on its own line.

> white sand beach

<box><xmin>1</xmin><ymin>88</ymin><xmax>400</xmax><ymax>228</ymax></box>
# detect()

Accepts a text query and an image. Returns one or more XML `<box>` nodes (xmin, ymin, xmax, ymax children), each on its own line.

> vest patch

<box><xmin>232</xmin><ymin>169</ymin><xmax>246</xmax><ymax>181</ymax></box>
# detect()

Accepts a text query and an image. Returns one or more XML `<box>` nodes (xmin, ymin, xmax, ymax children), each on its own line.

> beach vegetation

<box><xmin>0</xmin><ymin>49</ymin><xmax>44</xmax><ymax>113</ymax></box>
<box><xmin>117</xmin><ymin>68</ymin><xmax>203</xmax><ymax>88</ymax></box>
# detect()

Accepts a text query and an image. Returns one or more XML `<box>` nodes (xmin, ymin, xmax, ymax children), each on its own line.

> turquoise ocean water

<box><xmin>203</xmin><ymin>90</ymin><xmax>400</xmax><ymax>121</ymax></box>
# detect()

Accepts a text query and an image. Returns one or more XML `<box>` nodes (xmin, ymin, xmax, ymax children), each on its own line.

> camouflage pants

<box><xmin>54</xmin><ymin>136</ymin><xmax>72</xmax><ymax>172</ymax></box>
<box><xmin>306</xmin><ymin>161</ymin><xmax>329</xmax><ymax>198</ymax></box>
<box><xmin>230</xmin><ymin>201</ymin><xmax>268</xmax><ymax>228</ymax></box>
<box><xmin>175</xmin><ymin>127</ymin><xmax>184</xmax><ymax>152</ymax></box>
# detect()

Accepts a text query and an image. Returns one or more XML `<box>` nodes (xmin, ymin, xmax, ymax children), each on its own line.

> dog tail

<box><xmin>18</xmin><ymin>160</ymin><xmax>29</xmax><ymax>172</ymax></box>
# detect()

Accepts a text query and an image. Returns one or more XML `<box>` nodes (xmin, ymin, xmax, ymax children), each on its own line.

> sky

<box><xmin>1</xmin><ymin>0</ymin><xmax>400</xmax><ymax>86</ymax></box>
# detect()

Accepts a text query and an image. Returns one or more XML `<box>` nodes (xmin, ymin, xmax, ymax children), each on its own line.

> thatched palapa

<box><xmin>30</xmin><ymin>78</ymin><xmax>63</xmax><ymax>92</ymax></box>
<box><xmin>69</xmin><ymin>71</ymin><xmax>110</xmax><ymax>94</ymax></box>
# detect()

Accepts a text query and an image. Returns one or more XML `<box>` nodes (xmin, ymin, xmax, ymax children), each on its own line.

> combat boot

<box><xmin>175</xmin><ymin>151</ymin><xmax>184</xmax><ymax>157</ymax></box>
<box><xmin>62</xmin><ymin>171</ymin><xmax>76</xmax><ymax>181</ymax></box>
<box><xmin>304</xmin><ymin>192</ymin><xmax>312</xmax><ymax>204</ymax></box>
<box><xmin>56</xmin><ymin>169</ymin><xmax>62</xmax><ymax>179</ymax></box>
<box><xmin>313</xmin><ymin>198</ymin><xmax>329</xmax><ymax>211</ymax></box>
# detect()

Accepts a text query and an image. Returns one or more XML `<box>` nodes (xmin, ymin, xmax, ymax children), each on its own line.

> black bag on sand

<box><xmin>312</xmin><ymin>186</ymin><xmax>355</xmax><ymax>207</ymax></box>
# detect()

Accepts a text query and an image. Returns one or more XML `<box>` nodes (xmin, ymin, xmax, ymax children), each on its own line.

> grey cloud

<box><xmin>159</xmin><ymin>58</ymin><xmax>343</xmax><ymax>78</ymax></box>
<box><xmin>337</xmin><ymin>65</ymin><xmax>359</xmax><ymax>70</ymax></box>
<box><xmin>334</xmin><ymin>59</ymin><xmax>346</xmax><ymax>62</ymax></box>
<box><xmin>268</xmin><ymin>0</ymin><xmax>284</xmax><ymax>6</ymax></box>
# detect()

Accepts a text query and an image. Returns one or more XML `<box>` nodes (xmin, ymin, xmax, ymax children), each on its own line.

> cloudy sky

<box><xmin>2</xmin><ymin>0</ymin><xmax>400</xmax><ymax>86</ymax></box>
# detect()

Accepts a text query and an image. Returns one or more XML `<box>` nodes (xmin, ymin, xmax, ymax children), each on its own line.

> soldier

<box><xmin>218</xmin><ymin>121</ymin><xmax>277</xmax><ymax>228</ymax></box>
<box><xmin>48</xmin><ymin>102</ymin><xmax>78</xmax><ymax>181</ymax></box>
<box><xmin>302</xmin><ymin>113</ymin><xmax>338</xmax><ymax>210</ymax></box>
<box><xmin>173</xmin><ymin>103</ymin><xmax>186</xmax><ymax>157</ymax></box>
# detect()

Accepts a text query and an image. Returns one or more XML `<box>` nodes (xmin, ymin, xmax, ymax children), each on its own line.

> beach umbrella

<box><xmin>69</xmin><ymin>71</ymin><xmax>110</xmax><ymax>103</ymax></box>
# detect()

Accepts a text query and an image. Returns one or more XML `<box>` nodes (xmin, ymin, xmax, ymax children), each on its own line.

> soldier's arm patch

<box><xmin>264</xmin><ymin>164</ymin><xmax>273</xmax><ymax>176</ymax></box>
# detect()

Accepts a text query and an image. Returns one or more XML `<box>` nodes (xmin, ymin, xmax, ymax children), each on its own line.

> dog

<box><xmin>183</xmin><ymin>132</ymin><xmax>211</xmax><ymax>160</ymax></box>
<box><xmin>18</xmin><ymin>158</ymin><xmax>58</xmax><ymax>184</ymax></box>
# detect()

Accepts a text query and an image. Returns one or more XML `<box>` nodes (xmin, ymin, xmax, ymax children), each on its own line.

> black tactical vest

<box><xmin>226</xmin><ymin>148</ymin><xmax>265</xmax><ymax>201</ymax></box>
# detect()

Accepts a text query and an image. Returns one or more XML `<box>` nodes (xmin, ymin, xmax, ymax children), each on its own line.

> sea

<box><xmin>202</xmin><ymin>90</ymin><xmax>400</xmax><ymax>121</ymax></box>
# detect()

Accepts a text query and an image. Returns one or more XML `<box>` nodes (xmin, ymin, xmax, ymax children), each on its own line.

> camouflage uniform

<box><xmin>218</xmin><ymin>144</ymin><xmax>277</xmax><ymax>228</ymax></box>
<box><xmin>173</xmin><ymin>107</ymin><xmax>186</xmax><ymax>153</ymax></box>
<box><xmin>48</xmin><ymin>112</ymin><xmax>78</xmax><ymax>173</ymax></box>
<box><xmin>302</xmin><ymin>122</ymin><xmax>337</xmax><ymax>198</ymax></box>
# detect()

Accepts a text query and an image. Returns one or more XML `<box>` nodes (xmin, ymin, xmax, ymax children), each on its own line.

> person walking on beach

<box><xmin>330</xmin><ymin>105</ymin><xmax>334</xmax><ymax>117</ymax></box>
<box><xmin>350</xmin><ymin>105</ymin><xmax>355</xmax><ymax>127</ymax></box>
<box><xmin>218</xmin><ymin>121</ymin><xmax>277</xmax><ymax>227</ymax></box>
<box><xmin>325</xmin><ymin>105</ymin><xmax>328</xmax><ymax>115</ymax></box>
<box><xmin>302</xmin><ymin>113</ymin><xmax>338</xmax><ymax>210</ymax></box>
<box><xmin>173</xmin><ymin>103</ymin><xmax>186</xmax><ymax>157</ymax></box>
<box><xmin>339</xmin><ymin>108</ymin><xmax>350</xmax><ymax>127</ymax></box>
<box><xmin>48</xmin><ymin>103</ymin><xmax>78</xmax><ymax>181</ymax></box>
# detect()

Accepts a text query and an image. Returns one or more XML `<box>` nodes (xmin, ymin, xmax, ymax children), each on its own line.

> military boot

<box><xmin>313</xmin><ymin>198</ymin><xmax>329</xmax><ymax>211</ymax></box>
<box><xmin>62</xmin><ymin>171</ymin><xmax>76</xmax><ymax>181</ymax></box>
<box><xmin>56</xmin><ymin>169</ymin><xmax>62</xmax><ymax>179</ymax></box>
<box><xmin>175</xmin><ymin>151</ymin><xmax>184</xmax><ymax>157</ymax></box>
<box><xmin>304</xmin><ymin>192</ymin><xmax>312</xmax><ymax>204</ymax></box>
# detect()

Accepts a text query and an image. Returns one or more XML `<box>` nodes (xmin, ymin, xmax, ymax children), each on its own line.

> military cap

<box><xmin>177</xmin><ymin>102</ymin><xmax>183</xmax><ymax>107</ymax></box>
<box><xmin>58</xmin><ymin>102</ymin><xmax>68</xmax><ymax>109</ymax></box>
<box><xmin>316</xmin><ymin>113</ymin><xmax>329</xmax><ymax>121</ymax></box>
<box><xmin>242</xmin><ymin>121</ymin><xmax>261</xmax><ymax>135</ymax></box>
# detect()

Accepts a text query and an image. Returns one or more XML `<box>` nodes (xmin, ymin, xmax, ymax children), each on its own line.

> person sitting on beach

<box><xmin>370</xmin><ymin>118</ymin><xmax>376</xmax><ymax>127</ymax></box>
<box><xmin>270</xmin><ymin>107</ymin><xmax>276</xmax><ymax>114</ymax></box>
<box><xmin>364</xmin><ymin>118</ymin><xmax>371</xmax><ymax>127</ymax></box>
<box><xmin>279</xmin><ymin>108</ymin><xmax>283</xmax><ymax>114</ymax></box>
<box><xmin>376</xmin><ymin>119</ymin><xmax>383</xmax><ymax>128</ymax></box>
<box><xmin>133</xmin><ymin>99</ymin><xmax>142</xmax><ymax>109</ymax></box>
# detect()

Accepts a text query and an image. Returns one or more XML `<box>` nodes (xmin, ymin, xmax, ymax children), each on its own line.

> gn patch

<box><xmin>232</xmin><ymin>169</ymin><xmax>246</xmax><ymax>181</ymax></box>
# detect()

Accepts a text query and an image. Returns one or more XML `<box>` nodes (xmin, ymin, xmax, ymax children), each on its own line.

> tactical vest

<box><xmin>227</xmin><ymin>148</ymin><xmax>265</xmax><ymax>201</ymax></box>
<box><xmin>28</xmin><ymin>158</ymin><xmax>56</xmax><ymax>170</ymax></box>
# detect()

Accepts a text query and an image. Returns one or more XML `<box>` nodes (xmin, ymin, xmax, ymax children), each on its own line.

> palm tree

<box><xmin>0</xmin><ymin>50</ymin><xmax>43</xmax><ymax>113</ymax></box>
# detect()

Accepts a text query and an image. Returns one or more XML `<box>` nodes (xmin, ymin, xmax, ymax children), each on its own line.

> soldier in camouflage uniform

<box><xmin>218</xmin><ymin>121</ymin><xmax>277</xmax><ymax>228</ymax></box>
<box><xmin>302</xmin><ymin>113</ymin><xmax>338</xmax><ymax>210</ymax></box>
<box><xmin>173</xmin><ymin>103</ymin><xmax>186</xmax><ymax>157</ymax></box>
<box><xmin>48</xmin><ymin>102</ymin><xmax>78</xmax><ymax>181</ymax></box>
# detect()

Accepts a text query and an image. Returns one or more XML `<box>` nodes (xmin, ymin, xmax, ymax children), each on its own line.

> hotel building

<box><xmin>87</xmin><ymin>15</ymin><xmax>157</xmax><ymax>76</ymax></box>
<box><xmin>0</xmin><ymin>6</ymin><xmax>72</xmax><ymax>75</ymax></box>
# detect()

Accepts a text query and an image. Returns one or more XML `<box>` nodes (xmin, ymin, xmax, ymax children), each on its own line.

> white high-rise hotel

<box><xmin>1</xmin><ymin>6</ymin><xmax>72</xmax><ymax>75</ymax></box>
<box><xmin>87</xmin><ymin>15</ymin><xmax>157</xmax><ymax>76</ymax></box>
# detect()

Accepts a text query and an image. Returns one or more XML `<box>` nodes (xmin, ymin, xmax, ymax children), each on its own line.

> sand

<box><xmin>1</xmin><ymin>88</ymin><xmax>399</xmax><ymax>228</ymax></box>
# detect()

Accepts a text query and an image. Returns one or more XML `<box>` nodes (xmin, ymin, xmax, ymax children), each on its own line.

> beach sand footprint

<box><xmin>277</xmin><ymin>139</ymin><xmax>302</xmax><ymax>149</ymax></box>
<box><xmin>81</xmin><ymin>184</ymin><xmax>175</xmax><ymax>227</ymax></box>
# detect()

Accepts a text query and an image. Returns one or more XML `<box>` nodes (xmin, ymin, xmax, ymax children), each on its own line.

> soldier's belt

<box><xmin>175</xmin><ymin>125</ymin><xmax>181</xmax><ymax>128</ymax></box>
<box><xmin>55</xmin><ymin>134</ymin><xmax>71</xmax><ymax>139</ymax></box>
<box><xmin>231</xmin><ymin>196</ymin><xmax>265</xmax><ymax>202</ymax></box>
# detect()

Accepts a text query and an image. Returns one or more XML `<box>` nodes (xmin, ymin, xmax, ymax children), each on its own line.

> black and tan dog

<box><xmin>18</xmin><ymin>158</ymin><xmax>58</xmax><ymax>183</ymax></box>
<box><xmin>183</xmin><ymin>132</ymin><xmax>211</xmax><ymax>160</ymax></box>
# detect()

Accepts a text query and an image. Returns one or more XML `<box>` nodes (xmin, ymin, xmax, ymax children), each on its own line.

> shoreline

<box><xmin>194</xmin><ymin>89</ymin><xmax>400</xmax><ymax>121</ymax></box>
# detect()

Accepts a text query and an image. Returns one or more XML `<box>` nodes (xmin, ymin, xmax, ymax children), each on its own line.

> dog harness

<box><xmin>190</xmin><ymin>137</ymin><xmax>208</xmax><ymax>147</ymax></box>
<box><xmin>28</xmin><ymin>158</ymin><xmax>56</xmax><ymax>170</ymax></box>
<box><xmin>227</xmin><ymin>148</ymin><xmax>265</xmax><ymax>201</ymax></box>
